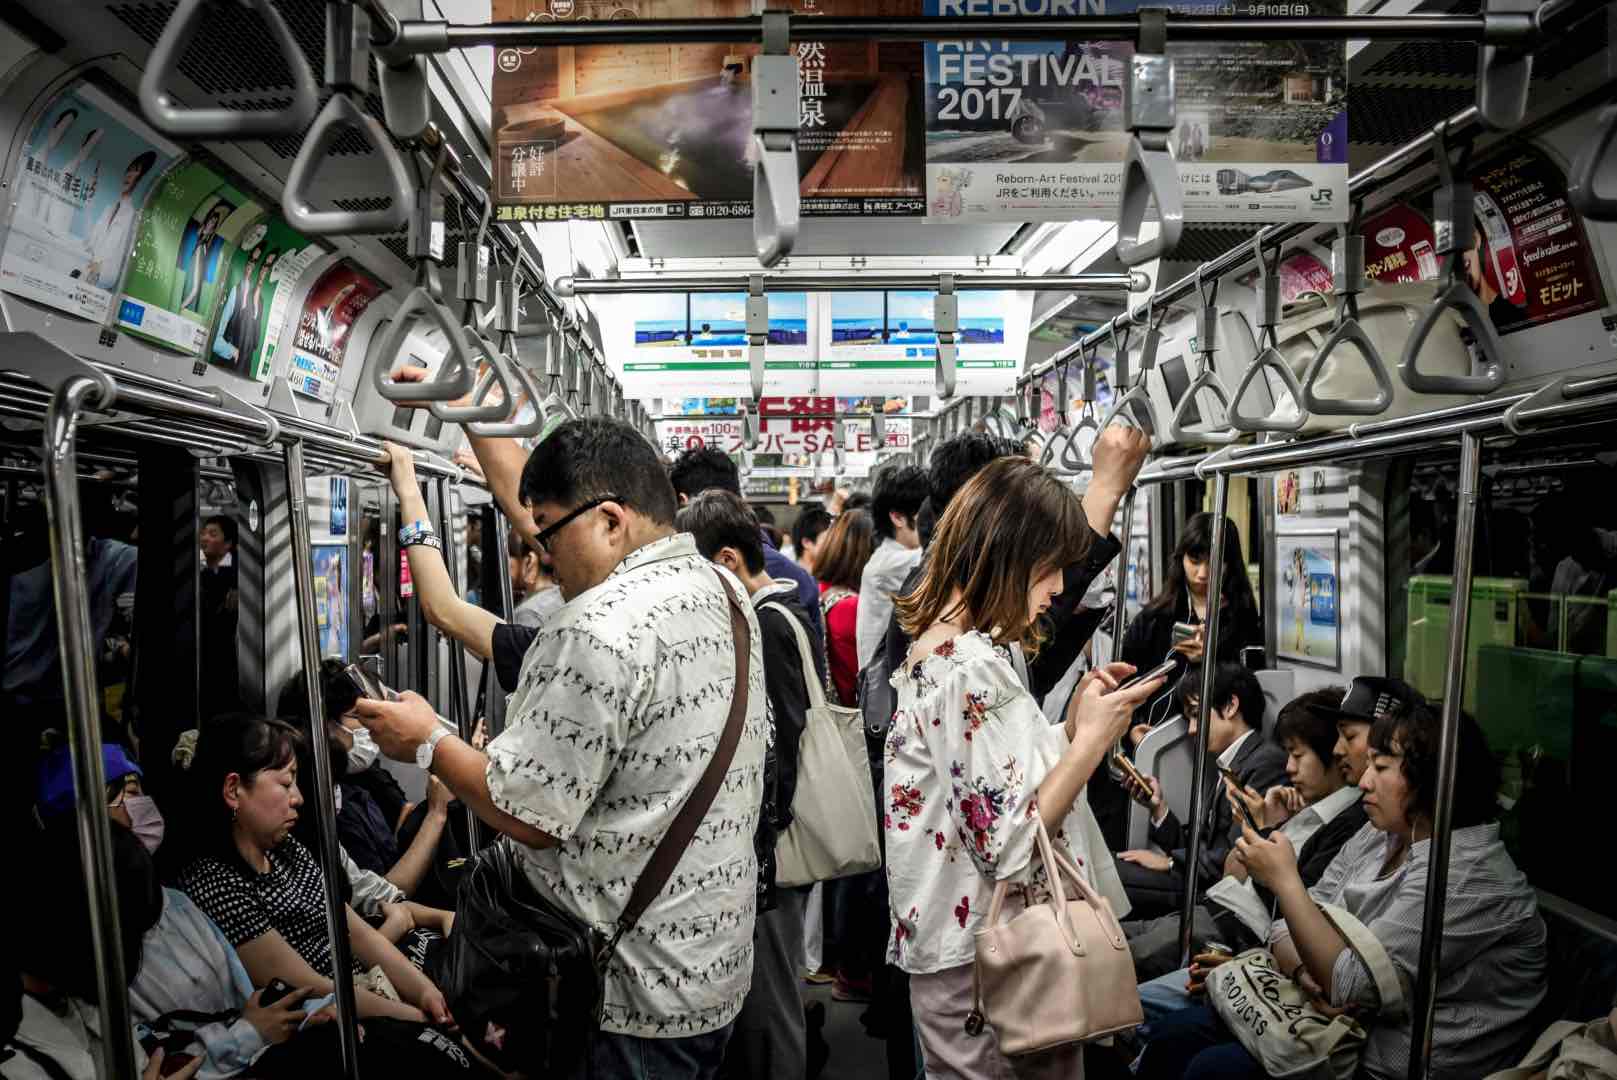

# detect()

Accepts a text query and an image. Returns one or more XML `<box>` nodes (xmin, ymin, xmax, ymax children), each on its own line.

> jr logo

<box><xmin>1311</xmin><ymin>188</ymin><xmax>1335</xmax><ymax>204</ymax></box>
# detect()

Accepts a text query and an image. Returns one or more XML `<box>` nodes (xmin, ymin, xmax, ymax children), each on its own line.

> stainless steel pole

<box><xmin>556</xmin><ymin>272</ymin><xmax>1144</xmax><ymax>296</ymax></box>
<box><xmin>487</xmin><ymin>508</ymin><xmax>516</xmax><ymax>739</ymax></box>
<box><xmin>43</xmin><ymin>376</ymin><xmax>136</xmax><ymax>1080</ymax></box>
<box><xmin>1179</xmin><ymin>469</ymin><xmax>1229</xmax><ymax>967</ymax></box>
<box><xmin>283</xmin><ymin>439</ymin><xmax>363</xmax><ymax>1080</ymax></box>
<box><xmin>1106</xmin><ymin>486</ymin><xmax>1138</xmax><ymax>781</ymax></box>
<box><xmin>1407</xmin><ymin>430</ymin><xmax>1484</xmax><ymax>1080</ymax></box>
<box><xmin>436</xmin><ymin>476</ymin><xmax>487</xmax><ymax>853</ymax></box>
<box><xmin>380</xmin><ymin>483</ymin><xmax>400</xmax><ymax>690</ymax></box>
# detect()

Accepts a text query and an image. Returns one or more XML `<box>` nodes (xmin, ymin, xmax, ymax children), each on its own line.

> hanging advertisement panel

<box><xmin>312</xmin><ymin>545</ymin><xmax>350</xmax><ymax>660</ymax></box>
<box><xmin>208</xmin><ymin>216</ymin><xmax>320</xmax><ymax>382</ymax></box>
<box><xmin>619</xmin><ymin>291</ymin><xmax>814</xmax><ymax>398</ymax></box>
<box><xmin>652</xmin><ymin>396</ymin><xmax>913</xmax><ymax>455</ymax></box>
<box><xmin>0</xmin><ymin>84</ymin><xmax>176</xmax><ymax>322</ymax></box>
<box><xmin>488</xmin><ymin>0</ymin><xmax>925</xmax><ymax>223</ymax></box>
<box><xmin>922</xmin><ymin>0</ymin><xmax>1349</xmax><ymax>224</ymax></box>
<box><xmin>817</xmin><ymin>289</ymin><xmax>1030</xmax><ymax>396</ymax></box>
<box><xmin>1363</xmin><ymin>141</ymin><xmax>1607</xmax><ymax>335</ymax></box>
<box><xmin>118</xmin><ymin>162</ymin><xmax>260</xmax><ymax>355</ymax></box>
<box><xmin>289</xmin><ymin>263</ymin><xmax>386</xmax><ymax>403</ymax></box>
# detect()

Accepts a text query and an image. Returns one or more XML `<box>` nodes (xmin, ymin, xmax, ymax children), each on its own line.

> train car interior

<box><xmin>3</xmin><ymin>1</ymin><xmax>1617</xmax><ymax>1078</ymax></box>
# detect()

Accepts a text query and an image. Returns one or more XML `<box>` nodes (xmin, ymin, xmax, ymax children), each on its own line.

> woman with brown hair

<box><xmin>887</xmin><ymin>456</ymin><xmax>1164</xmax><ymax>1078</ymax></box>
<box><xmin>813</xmin><ymin>508</ymin><xmax>876</xmax><ymax>708</ymax></box>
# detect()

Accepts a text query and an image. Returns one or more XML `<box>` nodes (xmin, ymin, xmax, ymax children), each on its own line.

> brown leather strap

<box><xmin>615</xmin><ymin>566</ymin><xmax>752</xmax><ymax>937</ymax></box>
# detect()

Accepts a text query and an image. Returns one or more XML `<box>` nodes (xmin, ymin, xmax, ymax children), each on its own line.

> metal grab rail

<box><xmin>139</xmin><ymin>0</ymin><xmax>319</xmax><ymax>138</ymax></box>
<box><xmin>1398</xmin><ymin>123</ymin><xmax>1507</xmax><ymax>395</ymax></box>
<box><xmin>284</xmin><ymin>439</ymin><xmax>364</xmax><ymax>1080</ymax></box>
<box><xmin>1168</xmin><ymin>272</ymin><xmax>1240</xmax><ymax>445</ymax></box>
<box><xmin>468</xmin><ymin>265</ymin><xmax>548</xmax><ymax>439</ymax></box>
<box><xmin>751</xmin><ymin>10</ymin><xmax>799</xmax><ymax>268</ymax></box>
<box><xmin>1304</xmin><ymin>210</ymin><xmax>1396</xmax><ymax>416</ymax></box>
<box><xmin>1229</xmin><ymin>237</ymin><xmax>1308</xmax><ymax>433</ymax></box>
<box><xmin>1116</xmin><ymin>11</ymin><xmax>1182</xmax><ymax>266</ymax></box>
<box><xmin>552</xmin><ymin>272</ymin><xmax>1145</xmax><ymax>295</ymax></box>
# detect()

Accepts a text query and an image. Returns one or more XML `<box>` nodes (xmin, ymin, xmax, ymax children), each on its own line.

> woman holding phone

<box><xmin>886</xmin><ymin>456</ymin><xmax>1164</xmax><ymax>1078</ymax></box>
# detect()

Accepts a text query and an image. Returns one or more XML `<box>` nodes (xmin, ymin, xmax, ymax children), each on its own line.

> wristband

<box><xmin>398</xmin><ymin>521</ymin><xmax>441</xmax><ymax>549</ymax></box>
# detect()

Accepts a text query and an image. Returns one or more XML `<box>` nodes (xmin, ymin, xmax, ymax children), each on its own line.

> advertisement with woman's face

<box><xmin>0</xmin><ymin>84</ymin><xmax>175</xmax><ymax>321</ymax></box>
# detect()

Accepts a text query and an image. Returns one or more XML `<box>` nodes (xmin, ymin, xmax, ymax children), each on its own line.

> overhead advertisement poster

<box><xmin>488</xmin><ymin>0</ymin><xmax>925</xmax><ymax>222</ymax></box>
<box><xmin>117</xmin><ymin>162</ymin><xmax>262</xmax><ymax>355</ymax></box>
<box><xmin>818</xmin><ymin>289</ymin><xmax>1031</xmax><ymax>397</ymax></box>
<box><xmin>921</xmin><ymin>0</ymin><xmax>1350</xmax><ymax>224</ymax></box>
<box><xmin>0</xmin><ymin>84</ymin><xmax>176</xmax><ymax>322</ymax></box>
<box><xmin>290</xmin><ymin>262</ymin><xmax>385</xmax><ymax>403</ymax></box>
<box><xmin>620</xmin><ymin>291</ymin><xmax>814</xmax><ymax>398</ymax></box>
<box><xmin>208</xmin><ymin>217</ymin><xmax>321</xmax><ymax>383</ymax></box>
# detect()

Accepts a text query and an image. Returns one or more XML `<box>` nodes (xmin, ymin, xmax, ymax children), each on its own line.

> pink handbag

<box><xmin>968</xmin><ymin>818</ymin><xmax>1144</xmax><ymax>1056</ymax></box>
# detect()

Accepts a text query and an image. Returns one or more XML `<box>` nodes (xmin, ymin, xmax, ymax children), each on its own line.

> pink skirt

<box><xmin>909</xmin><ymin>962</ymin><xmax>1085</xmax><ymax>1080</ymax></box>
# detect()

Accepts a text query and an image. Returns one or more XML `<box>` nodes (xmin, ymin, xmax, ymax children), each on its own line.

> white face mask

<box><xmin>123</xmin><ymin>795</ymin><xmax>166</xmax><ymax>854</ymax></box>
<box><xmin>347</xmin><ymin>727</ymin><xmax>380</xmax><ymax>772</ymax></box>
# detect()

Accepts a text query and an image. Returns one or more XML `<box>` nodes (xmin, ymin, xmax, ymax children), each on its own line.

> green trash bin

<box><xmin>1405</xmin><ymin>575</ymin><xmax>1527</xmax><ymax>714</ymax></box>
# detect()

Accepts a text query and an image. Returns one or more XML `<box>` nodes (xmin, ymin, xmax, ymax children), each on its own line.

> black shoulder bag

<box><xmin>432</xmin><ymin>567</ymin><xmax>753</xmax><ymax>1076</ymax></box>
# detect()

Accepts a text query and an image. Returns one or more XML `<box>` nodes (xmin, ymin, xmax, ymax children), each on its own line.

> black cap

<box><xmin>1320</xmin><ymin>676</ymin><xmax>1424</xmax><ymax>723</ymax></box>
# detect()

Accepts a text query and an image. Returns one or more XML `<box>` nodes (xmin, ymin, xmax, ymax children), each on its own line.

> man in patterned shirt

<box><xmin>356</xmin><ymin>418</ymin><xmax>767</xmax><ymax>1080</ymax></box>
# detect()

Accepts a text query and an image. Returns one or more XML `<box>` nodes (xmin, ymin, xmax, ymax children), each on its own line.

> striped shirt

<box><xmin>1270</xmin><ymin>822</ymin><xmax>1546</xmax><ymax>1080</ymax></box>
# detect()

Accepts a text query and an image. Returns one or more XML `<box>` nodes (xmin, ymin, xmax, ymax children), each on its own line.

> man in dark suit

<box><xmin>1115</xmin><ymin>663</ymin><xmax>1289</xmax><ymax>920</ymax></box>
<box><xmin>1123</xmin><ymin>686</ymin><xmax>1368</xmax><ymax>978</ymax></box>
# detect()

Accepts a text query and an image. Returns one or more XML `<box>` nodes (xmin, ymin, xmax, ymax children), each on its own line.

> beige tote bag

<box><xmin>764</xmin><ymin>602</ymin><xmax>881</xmax><ymax>887</ymax></box>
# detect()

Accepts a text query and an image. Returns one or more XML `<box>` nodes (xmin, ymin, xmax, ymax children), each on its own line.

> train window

<box><xmin>1395</xmin><ymin>445</ymin><xmax>1617</xmax><ymax>919</ymax></box>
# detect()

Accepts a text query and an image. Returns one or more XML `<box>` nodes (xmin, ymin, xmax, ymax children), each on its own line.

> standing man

<box><xmin>356</xmin><ymin>418</ymin><xmax>767</xmax><ymax>1079</ymax></box>
<box><xmin>855</xmin><ymin>464</ymin><xmax>928</xmax><ymax>670</ymax></box>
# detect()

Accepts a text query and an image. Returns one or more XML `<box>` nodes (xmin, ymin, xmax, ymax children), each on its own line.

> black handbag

<box><xmin>431</xmin><ymin>568</ymin><xmax>753</xmax><ymax>1076</ymax></box>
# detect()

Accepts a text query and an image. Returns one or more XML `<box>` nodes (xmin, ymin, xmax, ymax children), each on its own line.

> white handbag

<box><xmin>1487</xmin><ymin>1010</ymin><xmax>1617</xmax><ymax>1080</ymax></box>
<box><xmin>763</xmin><ymin>602</ymin><xmax>881</xmax><ymax>887</ymax></box>
<box><xmin>1208</xmin><ymin>903</ymin><xmax>1405</xmax><ymax>1080</ymax></box>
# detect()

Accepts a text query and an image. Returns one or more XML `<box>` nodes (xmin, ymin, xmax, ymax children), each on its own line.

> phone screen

<box><xmin>1115</xmin><ymin>657</ymin><xmax>1179</xmax><ymax>693</ymax></box>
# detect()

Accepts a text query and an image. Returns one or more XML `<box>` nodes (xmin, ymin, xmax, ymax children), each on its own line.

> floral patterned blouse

<box><xmin>885</xmin><ymin>630</ymin><xmax>1103</xmax><ymax>974</ymax></box>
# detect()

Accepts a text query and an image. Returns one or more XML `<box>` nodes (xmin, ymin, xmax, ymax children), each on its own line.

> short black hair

<box><xmin>669</xmin><ymin>447</ymin><xmax>741</xmax><ymax>499</ymax></box>
<box><xmin>1179</xmin><ymin>661</ymin><xmax>1265</xmax><ymax>731</ymax></box>
<box><xmin>204</xmin><ymin>513</ymin><xmax>238</xmax><ymax>546</ymax></box>
<box><xmin>1274</xmin><ymin>686</ymin><xmax>1349</xmax><ymax>768</ymax></box>
<box><xmin>843</xmin><ymin>492</ymin><xmax>872</xmax><ymax>512</ymax></box>
<box><xmin>928</xmin><ymin>432</ymin><xmax>1008</xmax><ymax>518</ymax></box>
<box><xmin>677</xmin><ymin>489</ymin><xmax>766</xmax><ymax>575</ymax></box>
<box><xmin>519</xmin><ymin>418</ymin><xmax>677</xmax><ymax>526</ymax></box>
<box><xmin>1370</xmin><ymin>700</ymin><xmax>1499</xmax><ymax>827</ymax></box>
<box><xmin>128</xmin><ymin>150</ymin><xmax>158</xmax><ymax>181</ymax></box>
<box><xmin>277</xmin><ymin>658</ymin><xmax>359</xmax><ymax>728</ymax></box>
<box><xmin>792</xmin><ymin>507</ymin><xmax>834</xmax><ymax>554</ymax></box>
<box><xmin>871</xmin><ymin>464</ymin><xmax>929</xmax><ymax>541</ymax></box>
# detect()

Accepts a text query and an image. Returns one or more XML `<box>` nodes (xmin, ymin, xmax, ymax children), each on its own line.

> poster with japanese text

<box><xmin>118</xmin><ymin>162</ymin><xmax>262</xmax><ymax>355</ymax></box>
<box><xmin>1276</xmin><ymin>531</ymin><xmax>1340</xmax><ymax>668</ymax></box>
<box><xmin>922</xmin><ymin>0</ymin><xmax>1349</xmax><ymax>223</ymax></box>
<box><xmin>290</xmin><ymin>262</ymin><xmax>385</xmax><ymax>403</ymax></box>
<box><xmin>620</xmin><ymin>291</ymin><xmax>814</xmax><ymax>397</ymax></box>
<box><xmin>488</xmin><ymin>0</ymin><xmax>925</xmax><ymax>222</ymax></box>
<box><xmin>312</xmin><ymin>545</ymin><xmax>349</xmax><ymax>660</ymax></box>
<box><xmin>208</xmin><ymin>216</ymin><xmax>320</xmax><ymax>382</ymax></box>
<box><xmin>1364</xmin><ymin>141</ymin><xmax>1607</xmax><ymax>336</ymax></box>
<box><xmin>817</xmin><ymin>288</ymin><xmax>1031</xmax><ymax>396</ymax></box>
<box><xmin>652</xmin><ymin>395</ymin><xmax>912</xmax><ymax>456</ymax></box>
<box><xmin>0</xmin><ymin>85</ymin><xmax>175</xmax><ymax>322</ymax></box>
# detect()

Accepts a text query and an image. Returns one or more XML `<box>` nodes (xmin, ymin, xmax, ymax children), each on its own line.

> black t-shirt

<box><xmin>491</xmin><ymin>623</ymin><xmax>540</xmax><ymax>695</ymax></box>
<box><xmin>346</xmin><ymin>761</ymin><xmax>408</xmax><ymax>831</ymax></box>
<box><xmin>337</xmin><ymin>781</ymin><xmax>401</xmax><ymax>875</ymax></box>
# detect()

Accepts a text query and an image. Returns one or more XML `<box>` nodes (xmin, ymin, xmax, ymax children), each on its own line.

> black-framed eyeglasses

<box><xmin>534</xmin><ymin>494</ymin><xmax>621</xmax><ymax>553</ymax></box>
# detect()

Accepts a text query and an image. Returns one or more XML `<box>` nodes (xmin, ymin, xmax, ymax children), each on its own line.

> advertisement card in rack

<box><xmin>489</xmin><ymin>0</ymin><xmax>926</xmax><ymax>222</ymax></box>
<box><xmin>0</xmin><ymin>84</ymin><xmax>177</xmax><ymax>323</ymax></box>
<box><xmin>921</xmin><ymin>0</ymin><xmax>1349</xmax><ymax>223</ymax></box>
<box><xmin>289</xmin><ymin>262</ymin><xmax>386</xmax><ymax>404</ymax></box>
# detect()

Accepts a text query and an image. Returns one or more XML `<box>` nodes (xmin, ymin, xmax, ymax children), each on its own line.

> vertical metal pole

<box><xmin>283</xmin><ymin>440</ymin><xmax>363</xmax><ymax>1080</ymax></box>
<box><xmin>486</xmin><ymin>507</ymin><xmax>515</xmax><ymax>739</ymax></box>
<box><xmin>1179</xmin><ymin>468</ymin><xmax>1229</xmax><ymax>967</ymax></box>
<box><xmin>347</xmin><ymin>480</ymin><xmax>364</xmax><ymax>664</ymax></box>
<box><xmin>380</xmin><ymin>484</ymin><xmax>399</xmax><ymax>687</ymax></box>
<box><xmin>1408</xmin><ymin>430</ymin><xmax>1483</xmax><ymax>1080</ymax></box>
<box><xmin>436</xmin><ymin>476</ymin><xmax>487</xmax><ymax>853</ymax></box>
<box><xmin>43</xmin><ymin>377</ymin><xmax>135</xmax><ymax>1080</ymax></box>
<box><xmin>1106</xmin><ymin>486</ymin><xmax>1139</xmax><ymax>780</ymax></box>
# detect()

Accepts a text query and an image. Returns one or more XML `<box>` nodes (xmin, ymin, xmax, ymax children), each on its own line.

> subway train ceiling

<box><xmin>2</xmin><ymin>0</ymin><xmax>1613</xmax><ymax>359</ymax></box>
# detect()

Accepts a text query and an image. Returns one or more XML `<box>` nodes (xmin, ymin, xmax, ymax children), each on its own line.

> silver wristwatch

<box><xmin>416</xmin><ymin>725</ymin><xmax>449</xmax><ymax>771</ymax></box>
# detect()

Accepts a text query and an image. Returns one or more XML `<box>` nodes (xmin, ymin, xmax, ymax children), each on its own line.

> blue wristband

<box><xmin>398</xmin><ymin>521</ymin><xmax>440</xmax><ymax>549</ymax></box>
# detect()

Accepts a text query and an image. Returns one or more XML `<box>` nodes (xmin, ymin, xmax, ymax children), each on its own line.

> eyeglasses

<box><xmin>534</xmin><ymin>494</ymin><xmax>621</xmax><ymax>553</ymax></box>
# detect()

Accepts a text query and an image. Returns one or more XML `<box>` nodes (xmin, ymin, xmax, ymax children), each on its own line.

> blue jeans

<box><xmin>1139</xmin><ymin>967</ymin><xmax>1196</xmax><ymax>1028</ymax></box>
<box><xmin>1134</xmin><ymin>1004</ymin><xmax>1265</xmax><ymax>1080</ymax></box>
<box><xmin>586</xmin><ymin>1023</ymin><xmax>736</xmax><ymax>1080</ymax></box>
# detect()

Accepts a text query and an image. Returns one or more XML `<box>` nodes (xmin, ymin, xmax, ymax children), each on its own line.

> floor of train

<box><xmin>806</xmin><ymin>983</ymin><xmax>887</xmax><ymax>1080</ymax></box>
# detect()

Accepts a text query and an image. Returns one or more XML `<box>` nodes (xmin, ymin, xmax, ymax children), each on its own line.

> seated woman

<box><xmin>175</xmin><ymin>713</ymin><xmax>455</xmax><ymax>1030</ymax></box>
<box><xmin>886</xmin><ymin>456</ymin><xmax>1166</xmax><ymax>1078</ymax></box>
<box><xmin>1135</xmin><ymin>699</ymin><xmax>1547</xmax><ymax>1080</ymax></box>
<box><xmin>279</xmin><ymin>664</ymin><xmax>464</xmax><ymax>910</ymax></box>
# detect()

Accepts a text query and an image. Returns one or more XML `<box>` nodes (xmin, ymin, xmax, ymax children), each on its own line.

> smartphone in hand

<box><xmin>1112</xmin><ymin>656</ymin><xmax>1180</xmax><ymax>693</ymax></box>
<box><xmin>343</xmin><ymin>663</ymin><xmax>400</xmax><ymax>703</ymax></box>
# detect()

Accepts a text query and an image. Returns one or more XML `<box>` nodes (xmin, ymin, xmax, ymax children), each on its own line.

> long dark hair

<box><xmin>178</xmin><ymin>713</ymin><xmax>303</xmax><ymax>880</ymax></box>
<box><xmin>1144</xmin><ymin>511</ymin><xmax>1258</xmax><ymax>622</ymax></box>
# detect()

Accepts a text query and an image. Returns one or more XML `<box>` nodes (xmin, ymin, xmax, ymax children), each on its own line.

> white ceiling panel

<box><xmin>629</xmin><ymin>219</ymin><xmax>1025</xmax><ymax>261</ymax></box>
